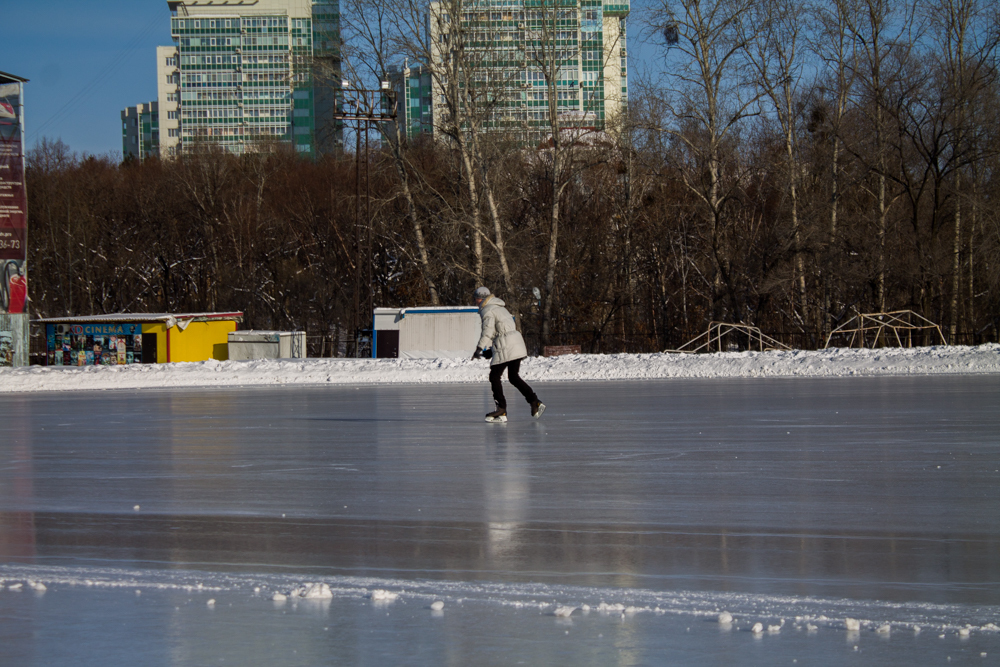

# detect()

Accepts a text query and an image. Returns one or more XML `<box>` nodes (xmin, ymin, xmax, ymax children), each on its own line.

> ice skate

<box><xmin>485</xmin><ymin>406</ymin><xmax>507</xmax><ymax>423</ymax></box>
<box><xmin>531</xmin><ymin>400</ymin><xmax>545</xmax><ymax>419</ymax></box>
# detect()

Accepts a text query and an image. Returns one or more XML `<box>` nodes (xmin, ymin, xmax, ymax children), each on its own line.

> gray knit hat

<box><xmin>474</xmin><ymin>286</ymin><xmax>491</xmax><ymax>300</ymax></box>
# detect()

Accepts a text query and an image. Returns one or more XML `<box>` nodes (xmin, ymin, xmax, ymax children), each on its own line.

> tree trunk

<box><xmin>390</xmin><ymin>121</ymin><xmax>440</xmax><ymax>305</ymax></box>
<box><xmin>949</xmin><ymin>171</ymin><xmax>961</xmax><ymax>341</ymax></box>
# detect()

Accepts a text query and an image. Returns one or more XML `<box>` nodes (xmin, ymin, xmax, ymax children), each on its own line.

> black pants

<box><xmin>489</xmin><ymin>358</ymin><xmax>537</xmax><ymax>410</ymax></box>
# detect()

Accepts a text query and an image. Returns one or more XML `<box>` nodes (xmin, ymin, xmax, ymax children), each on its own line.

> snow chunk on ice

<box><xmin>553</xmin><ymin>605</ymin><xmax>577</xmax><ymax>618</ymax></box>
<box><xmin>845</xmin><ymin>618</ymin><xmax>861</xmax><ymax>631</ymax></box>
<box><xmin>370</xmin><ymin>590</ymin><xmax>399</xmax><ymax>603</ymax></box>
<box><xmin>292</xmin><ymin>583</ymin><xmax>333</xmax><ymax>599</ymax></box>
<box><xmin>718</xmin><ymin>611</ymin><xmax>733</xmax><ymax>624</ymax></box>
<box><xmin>430</xmin><ymin>600</ymin><xmax>444</xmax><ymax>611</ymax></box>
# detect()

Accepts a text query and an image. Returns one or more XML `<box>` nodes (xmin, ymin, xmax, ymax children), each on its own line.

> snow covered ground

<box><xmin>2</xmin><ymin>344</ymin><xmax>999</xmax><ymax>393</ymax></box>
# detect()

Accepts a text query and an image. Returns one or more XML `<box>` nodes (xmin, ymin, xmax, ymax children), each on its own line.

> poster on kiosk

<box><xmin>0</xmin><ymin>71</ymin><xmax>28</xmax><ymax>367</ymax></box>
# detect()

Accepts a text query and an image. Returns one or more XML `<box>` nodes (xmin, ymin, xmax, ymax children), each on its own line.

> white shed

<box><xmin>228</xmin><ymin>330</ymin><xmax>306</xmax><ymax>360</ymax></box>
<box><xmin>372</xmin><ymin>307</ymin><xmax>480</xmax><ymax>359</ymax></box>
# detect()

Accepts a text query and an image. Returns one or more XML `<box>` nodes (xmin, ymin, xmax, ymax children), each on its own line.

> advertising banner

<box><xmin>0</xmin><ymin>79</ymin><xmax>27</xmax><ymax>315</ymax></box>
<box><xmin>46</xmin><ymin>323</ymin><xmax>145</xmax><ymax>366</ymax></box>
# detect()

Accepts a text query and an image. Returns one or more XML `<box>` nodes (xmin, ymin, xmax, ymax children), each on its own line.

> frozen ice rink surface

<box><xmin>2</xmin><ymin>376</ymin><xmax>999</xmax><ymax>665</ymax></box>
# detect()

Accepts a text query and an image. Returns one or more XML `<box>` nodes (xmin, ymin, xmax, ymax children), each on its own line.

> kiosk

<box><xmin>35</xmin><ymin>312</ymin><xmax>243</xmax><ymax>365</ymax></box>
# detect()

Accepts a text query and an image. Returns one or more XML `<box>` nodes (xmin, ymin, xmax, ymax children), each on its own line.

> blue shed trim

<box><xmin>399</xmin><ymin>307</ymin><xmax>478</xmax><ymax>317</ymax></box>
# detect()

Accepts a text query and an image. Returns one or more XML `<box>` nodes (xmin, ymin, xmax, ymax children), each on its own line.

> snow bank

<box><xmin>1</xmin><ymin>344</ymin><xmax>998</xmax><ymax>394</ymax></box>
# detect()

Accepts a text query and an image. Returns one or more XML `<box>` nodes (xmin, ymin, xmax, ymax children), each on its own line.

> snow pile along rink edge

<box><xmin>1</xmin><ymin>344</ymin><xmax>998</xmax><ymax>393</ymax></box>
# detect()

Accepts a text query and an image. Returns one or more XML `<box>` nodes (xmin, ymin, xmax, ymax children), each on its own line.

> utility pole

<box><xmin>334</xmin><ymin>82</ymin><xmax>396</xmax><ymax>357</ymax></box>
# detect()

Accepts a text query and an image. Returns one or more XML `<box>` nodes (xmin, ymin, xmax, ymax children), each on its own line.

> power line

<box><xmin>30</xmin><ymin>13</ymin><xmax>163</xmax><ymax>144</ymax></box>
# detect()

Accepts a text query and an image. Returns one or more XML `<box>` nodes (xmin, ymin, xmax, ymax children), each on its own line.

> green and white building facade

<box><xmin>121</xmin><ymin>102</ymin><xmax>161</xmax><ymax>161</ymax></box>
<box><xmin>393</xmin><ymin>0</ymin><xmax>628</xmax><ymax>142</ymax></box>
<box><xmin>124</xmin><ymin>0</ymin><xmax>340</xmax><ymax>159</ymax></box>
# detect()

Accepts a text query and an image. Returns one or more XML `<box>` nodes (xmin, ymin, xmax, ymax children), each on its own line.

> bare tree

<box><xmin>340</xmin><ymin>0</ymin><xmax>441</xmax><ymax>305</ymax></box>
<box><xmin>811</xmin><ymin>0</ymin><xmax>859</xmax><ymax>337</ymax></box>
<box><xmin>842</xmin><ymin>0</ymin><xmax>917</xmax><ymax>311</ymax></box>
<box><xmin>925</xmin><ymin>0</ymin><xmax>1000</xmax><ymax>340</ymax></box>
<box><xmin>749</xmin><ymin>0</ymin><xmax>810</xmax><ymax>330</ymax></box>
<box><xmin>647</xmin><ymin>0</ymin><xmax>763</xmax><ymax>322</ymax></box>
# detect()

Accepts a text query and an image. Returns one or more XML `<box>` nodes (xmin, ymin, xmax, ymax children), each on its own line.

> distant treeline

<box><xmin>26</xmin><ymin>0</ymin><xmax>1000</xmax><ymax>353</ymax></box>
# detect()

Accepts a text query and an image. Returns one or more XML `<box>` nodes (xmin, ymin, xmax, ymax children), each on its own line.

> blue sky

<box><xmin>2</xmin><ymin>1</ymin><xmax>173</xmax><ymax>156</ymax></box>
<box><xmin>1</xmin><ymin>1</ymin><xmax>659</xmax><ymax>157</ymax></box>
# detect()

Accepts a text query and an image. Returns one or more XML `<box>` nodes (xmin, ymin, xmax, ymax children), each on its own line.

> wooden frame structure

<box><xmin>823</xmin><ymin>310</ymin><xmax>947</xmax><ymax>349</ymax></box>
<box><xmin>666</xmin><ymin>322</ymin><xmax>791</xmax><ymax>354</ymax></box>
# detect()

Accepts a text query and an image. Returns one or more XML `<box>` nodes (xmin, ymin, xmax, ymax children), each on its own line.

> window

<box><xmin>194</xmin><ymin>20</ymin><xmax>200</xmax><ymax>28</ymax></box>
<box><xmin>177</xmin><ymin>19</ymin><xmax>185</xmax><ymax>28</ymax></box>
<box><xmin>168</xmin><ymin>128</ymin><xmax>179</xmax><ymax>137</ymax></box>
<box><xmin>225</xmin><ymin>20</ymin><xmax>231</xmax><ymax>28</ymax></box>
<box><xmin>216</xmin><ymin>56</ymin><xmax>223</xmax><ymax>64</ymax></box>
<box><xmin>210</xmin><ymin>38</ymin><xmax>217</xmax><ymax>46</ymax></box>
<box><xmin>168</xmin><ymin>111</ymin><xmax>178</xmax><ymax>120</ymax></box>
<box><xmin>166</xmin><ymin>56</ymin><xmax>177</xmax><ymax>67</ymax></box>
<box><xmin>167</xmin><ymin>92</ymin><xmax>178</xmax><ymax>102</ymax></box>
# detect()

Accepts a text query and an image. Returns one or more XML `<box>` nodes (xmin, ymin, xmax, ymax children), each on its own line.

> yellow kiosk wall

<box><xmin>141</xmin><ymin>321</ymin><xmax>235</xmax><ymax>363</ymax></box>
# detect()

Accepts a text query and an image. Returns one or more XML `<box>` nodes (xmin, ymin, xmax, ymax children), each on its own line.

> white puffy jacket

<box><xmin>477</xmin><ymin>296</ymin><xmax>528</xmax><ymax>365</ymax></box>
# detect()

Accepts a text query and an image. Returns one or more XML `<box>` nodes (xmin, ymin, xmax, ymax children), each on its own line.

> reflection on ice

<box><xmin>3</xmin><ymin>510</ymin><xmax>998</xmax><ymax>605</ymax></box>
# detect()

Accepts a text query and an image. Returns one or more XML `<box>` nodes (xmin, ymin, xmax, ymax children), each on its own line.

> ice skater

<box><xmin>472</xmin><ymin>286</ymin><xmax>545</xmax><ymax>423</ymax></box>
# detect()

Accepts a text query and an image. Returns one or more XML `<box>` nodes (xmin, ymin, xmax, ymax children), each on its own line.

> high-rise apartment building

<box><xmin>389</xmin><ymin>63</ymin><xmax>435</xmax><ymax>140</ymax></box>
<box><xmin>157</xmin><ymin>46</ymin><xmax>181</xmax><ymax>156</ymax></box>
<box><xmin>123</xmin><ymin>0</ymin><xmax>340</xmax><ymax>159</ymax></box>
<box><xmin>392</xmin><ymin>0</ymin><xmax>628</xmax><ymax>142</ymax></box>
<box><xmin>121</xmin><ymin>102</ymin><xmax>160</xmax><ymax>161</ymax></box>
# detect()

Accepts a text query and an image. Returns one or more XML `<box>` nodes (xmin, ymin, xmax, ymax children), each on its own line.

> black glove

<box><xmin>482</xmin><ymin>348</ymin><xmax>493</xmax><ymax>359</ymax></box>
<box><xmin>472</xmin><ymin>347</ymin><xmax>482</xmax><ymax>360</ymax></box>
